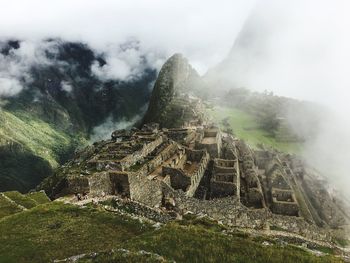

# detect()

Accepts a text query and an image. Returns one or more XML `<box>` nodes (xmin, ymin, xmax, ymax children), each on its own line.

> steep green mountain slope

<box><xmin>0</xmin><ymin>39</ymin><xmax>156</xmax><ymax>192</ymax></box>
<box><xmin>0</xmin><ymin>201</ymin><xmax>342</xmax><ymax>263</ymax></box>
<box><xmin>0</xmin><ymin>108</ymin><xmax>86</xmax><ymax>192</ymax></box>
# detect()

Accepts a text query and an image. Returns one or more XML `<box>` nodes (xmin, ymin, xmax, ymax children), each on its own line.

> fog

<box><xmin>90</xmin><ymin>112</ymin><xmax>145</xmax><ymax>142</ymax></box>
<box><xmin>0</xmin><ymin>40</ymin><xmax>58</xmax><ymax>96</ymax></box>
<box><xmin>0</xmin><ymin>1</ymin><xmax>349</xmax><ymax>195</ymax></box>
<box><xmin>206</xmin><ymin>0</ymin><xmax>350</xmax><ymax>197</ymax></box>
<box><xmin>0</xmin><ymin>0</ymin><xmax>255</xmax><ymax>73</ymax></box>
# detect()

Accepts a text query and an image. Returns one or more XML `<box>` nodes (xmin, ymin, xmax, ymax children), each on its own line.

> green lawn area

<box><xmin>0</xmin><ymin>202</ymin><xmax>151</xmax><ymax>263</ymax></box>
<box><xmin>0</xmin><ymin>202</ymin><xmax>342</xmax><ymax>263</ymax></box>
<box><xmin>207</xmin><ymin>106</ymin><xmax>303</xmax><ymax>154</ymax></box>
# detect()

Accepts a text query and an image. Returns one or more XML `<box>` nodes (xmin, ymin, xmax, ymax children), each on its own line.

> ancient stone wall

<box><xmin>160</xmin><ymin>143</ymin><xmax>179</xmax><ymax>162</ymax></box>
<box><xmin>129</xmin><ymin>173</ymin><xmax>163</xmax><ymax>207</ymax></box>
<box><xmin>172</xmin><ymin>190</ymin><xmax>331</xmax><ymax>241</ymax></box>
<box><xmin>109</xmin><ymin>172</ymin><xmax>130</xmax><ymax>197</ymax></box>
<box><xmin>108</xmin><ymin>198</ymin><xmax>174</xmax><ymax>223</ymax></box>
<box><xmin>214</xmin><ymin>166</ymin><xmax>236</xmax><ymax>174</ymax></box>
<box><xmin>211</xmin><ymin>181</ymin><xmax>237</xmax><ymax>198</ymax></box>
<box><xmin>237</xmin><ymin>140</ymin><xmax>265</xmax><ymax>208</ymax></box>
<box><xmin>66</xmin><ymin>176</ymin><xmax>90</xmax><ymax>194</ymax></box>
<box><xmin>210</xmin><ymin>158</ymin><xmax>239</xmax><ymax>199</ymax></box>
<box><xmin>185</xmin><ymin>148</ymin><xmax>204</xmax><ymax>162</ymax></box>
<box><xmin>163</xmin><ymin>167</ymin><xmax>190</xmax><ymax>191</ymax></box>
<box><xmin>166</xmin><ymin>128</ymin><xmax>196</xmax><ymax>146</ymax></box>
<box><xmin>118</xmin><ymin>135</ymin><xmax>164</xmax><ymax>171</ymax></box>
<box><xmin>254</xmin><ymin>150</ymin><xmax>272</xmax><ymax>169</ymax></box>
<box><xmin>186</xmin><ymin>151</ymin><xmax>210</xmax><ymax>197</ymax></box>
<box><xmin>195</xmin><ymin>128</ymin><xmax>222</xmax><ymax>158</ymax></box>
<box><xmin>89</xmin><ymin>172</ymin><xmax>113</xmax><ymax>196</ymax></box>
<box><xmin>214</xmin><ymin>159</ymin><xmax>236</xmax><ymax>167</ymax></box>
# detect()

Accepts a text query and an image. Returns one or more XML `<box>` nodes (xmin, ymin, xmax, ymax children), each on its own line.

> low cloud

<box><xmin>91</xmin><ymin>40</ymin><xmax>159</xmax><ymax>81</ymax></box>
<box><xmin>0</xmin><ymin>40</ymin><xmax>58</xmax><ymax>97</ymax></box>
<box><xmin>90</xmin><ymin>113</ymin><xmax>144</xmax><ymax>142</ymax></box>
<box><xmin>0</xmin><ymin>0</ymin><xmax>256</xmax><ymax>74</ymax></box>
<box><xmin>0</xmin><ymin>39</ymin><xmax>160</xmax><ymax>98</ymax></box>
<box><xmin>0</xmin><ymin>77</ymin><xmax>22</xmax><ymax>97</ymax></box>
<box><xmin>60</xmin><ymin>81</ymin><xmax>72</xmax><ymax>93</ymax></box>
<box><xmin>207</xmin><ymin>0</ymin><xmax>350</xmax><ymax>198</ymax></box>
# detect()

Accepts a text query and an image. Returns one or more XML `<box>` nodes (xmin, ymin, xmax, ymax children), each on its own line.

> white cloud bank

<box><xmin>0</xmin><ymin>0</ymin><xmax>256</xmax><ymax>74</ymax></box>
<box><xmin>208</xmin><ymin>0</ymin><xmax>350</xmax><ymax>196</ymax></box>
<box><xmin>0</xmin><ymin>40</ymin><xmax>58</xmax><ymax>97</ymax></box>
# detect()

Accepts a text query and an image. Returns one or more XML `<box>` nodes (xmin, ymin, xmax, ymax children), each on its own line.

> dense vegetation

<box><xmin>0</xmin><ymin>201</ymin><xmax>342</xmax><ymax>263</ymax></box>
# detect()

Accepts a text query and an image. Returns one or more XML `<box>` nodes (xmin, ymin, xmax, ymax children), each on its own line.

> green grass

<box><xmin>0</xmin><ymin>191</ymin><xmax>50</xmax><ymax>219</ymax></box>
<box><xmin>334</xmin><ymin>238</ymin><xmax>350</xmax><ymax>248</ymax></box>
<box><xmin>0</xmin><ymin>202</ymin><xmax>342</xmax><ymax>263</ymax></box>
<box><xmin>0</xmin><ymin>202</ymin><xmax>152</xmax><ymax>263</ymax></box>
<box><xmin>3</xmin><ymin>191</ymin><xmax>37</xmax><ymax>209</ymax></box>
<box><xmin>74</xmin><ymin>249</ymin><xmax>172</xmax><ymax>263</ymax></box>
<box><xmin>0</xmin><ymin>194</ymin><xmax>23</xmax><ymax>219</ymax></box>
<box><xmin>207</xmin><ymin>106</ymin><xmax>303</xmax><ymax>154</ymax></box>
<box><xmin>123</xmin><ymin>221</ymin><xmax>341</xmax><ymax>263</ymax></box>
<box><xmin>25</xmin><ymin>191</ymin><xmax>51</xmax><ymax>205</ymax></box>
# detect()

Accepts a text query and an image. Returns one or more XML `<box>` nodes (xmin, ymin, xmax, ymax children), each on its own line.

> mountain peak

<box><xmin>142</xmin><ymin>53</ymin><xmax>200</xmax><ymax>127</ymax></box>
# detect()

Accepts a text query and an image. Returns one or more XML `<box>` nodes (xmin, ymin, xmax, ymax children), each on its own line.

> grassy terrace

<box><xmin>0</xmin><ymin>194</ymin><xmax>23</xmax><ymax>219</ymax></box>
<box><xmin>0</xmin><ymin>191</ymin><xmax>50</xmax><ymax>219</ymax></box>
<box><xmin>25</xmin><ymin>191</ymin><xmax>51</xmax><ymax>205</ymax></box>
<box><xmin>2</xmin><ymin>191</ymin><xmax>37</xmax><ymax>209</ymax></box>
<box><xmin>0</xmin><ymin>202</ymin><xmax>343</xmax><ymax>263</ymax></box>
<box><xmin>207</xmin><ymin>106</ymin><xmax>303</xmax><ymax>154</ymax></box>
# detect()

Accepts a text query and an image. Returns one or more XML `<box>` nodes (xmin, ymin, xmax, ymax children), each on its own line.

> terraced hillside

<box><xmin>0</xmin><ymin>191</ymin><xmax>50</xmax><ymax>219</ymax></box>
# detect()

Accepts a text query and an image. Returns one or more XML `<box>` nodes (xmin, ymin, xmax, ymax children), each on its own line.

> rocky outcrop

<box><xmin>143</xmin><ymin>54</ymin><xmax>200</xmax><ymax>127</ymax></box>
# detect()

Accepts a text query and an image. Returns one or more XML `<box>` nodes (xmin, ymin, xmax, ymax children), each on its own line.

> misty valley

<box><xmin>0</xmin><ymin>1</ymin><xmax>349</xmax><ymax>262</ymax></box>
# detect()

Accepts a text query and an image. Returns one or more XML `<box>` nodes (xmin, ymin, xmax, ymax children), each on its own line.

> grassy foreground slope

<box><xmin>207</xmin><ymin>106</ymin><xmax>302</xmax><ymax>154</ymax></box>
<box><xmin>0</xmin><ymin>202</ymin><xmax>342</xmax><ymax>263</ymax></box>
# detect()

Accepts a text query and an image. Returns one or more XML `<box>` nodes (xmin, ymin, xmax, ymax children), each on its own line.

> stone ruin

<box><xmin>49</xmin><ymin>95</ymin><xmax>349</xmax><ymax>241</ymax></box>
<box><xmin>56</xmin><ymin>117</ymin><xmax>306</xmax><ymax>219</ymax></box>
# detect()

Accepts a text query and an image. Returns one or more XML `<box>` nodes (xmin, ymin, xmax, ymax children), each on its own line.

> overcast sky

<box><xmin>0</xmin><ymin>0</ymin><xmax>256</xmax><ymax>73</ymax></box>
